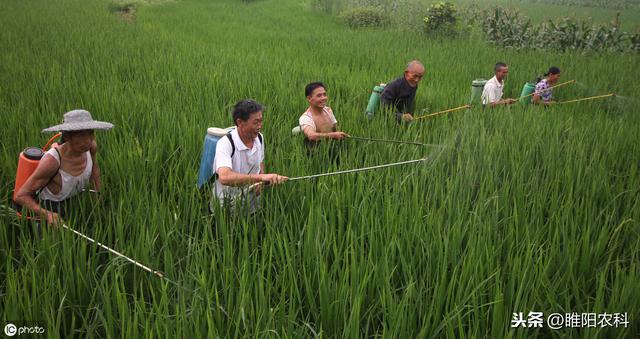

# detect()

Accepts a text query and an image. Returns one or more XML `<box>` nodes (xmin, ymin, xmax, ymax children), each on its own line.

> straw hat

<box><xmin>42</xmin><ymin>109</ymin><xmax>114</xmax><ymax>133</ymax></box>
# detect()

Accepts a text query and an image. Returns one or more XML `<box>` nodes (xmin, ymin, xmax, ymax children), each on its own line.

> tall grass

<box><xmin>1</xmin><ymin>0</ymin><xmax>639</xmax><ymax>337</ymax></box>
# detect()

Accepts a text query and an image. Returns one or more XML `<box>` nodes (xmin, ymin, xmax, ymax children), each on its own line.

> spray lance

<box><xmin>557</xmin><ymin>93</ymin><xmax>616</xmax><ymax>105</ymax></box>
<box><xmin>413</xmin><ymin>104</ymin><xmax>472</xmax><ymax>120</ymax></box>
<box><xmin>291</xmin><ymin>125</ymin><xmax>437</xmax><ymax>147</ymax></box>
<box><xmin>365</xmin><ymin>83</ymin><xmax>386</xmax><ymax>120</ymax></box>
<box><xmin>411</xmin><ymin>79</ymin><xmax>578</xmax><ymax>119</ymax></box>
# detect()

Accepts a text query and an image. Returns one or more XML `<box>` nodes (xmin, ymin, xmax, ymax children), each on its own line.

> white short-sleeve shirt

<box><xmin>299</xmin><ymin>107</ymin><xmax>337</xmax><ymax>132</ymax></box>
<box><xmin>213</xmin><ymin>129</ymin><xmax>264</xmax><ymax>212</ymax></box>
<box><xmin>481</xmin><ymin>76</ymin><xmax>504</xmax><ymax>105</ymax></box>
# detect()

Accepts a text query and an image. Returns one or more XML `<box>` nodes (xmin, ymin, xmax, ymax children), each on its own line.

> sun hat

<box><xmin>42</xmin><ymin>109</ymin><xmax>114</xmax><ymax>133</ymax></box>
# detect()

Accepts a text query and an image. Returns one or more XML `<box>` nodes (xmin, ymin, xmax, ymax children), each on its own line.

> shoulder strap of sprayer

<box><xmin>226</xmin><ymin>132</ymin><xmax>263</xmax><ymax>159</ymax></box>
<box><xmin>36</xmin><ymin>147</ymin><xmax>62</xmax><ymax>196</ymax></box>
<box><xmin>226</xmin><ymin>133</ymin><xmax>235</xmax><ymax>158</ymax></box>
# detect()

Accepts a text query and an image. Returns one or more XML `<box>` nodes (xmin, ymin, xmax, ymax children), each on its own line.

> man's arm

<box><xmin>532</xmin><ymin>93</ymin><xmax>542</xmax><ymax>104</ymax></box>
<box><xmin>217</xmin><ymin>167</ymin><xmax>286</xmax><ymax>186</ymax></box>
<box><xmin>381</xmin><ymin>81</ymin><xmax>407</xmax><ymax>120</ymax></box>
<box><xmin>302</xmin><ymin>125</ymin><xmax>348</xmax><ymax>141</ymax></box>
<box><xmin>488</xmin><ymin>88</ymin><xmax>517</xmax><ymax>107</ymax></box>
<box><xmin>489</xmin><ymin>98</ymin><xmax>517</xmax><ymax>107</ymax></box>
<box><xmin>215</xmin><ymin>139</ymin><xmax>287</xmax><ymax>186</ymax></box>
<box><xmin>380</xmin><ymin>81</ymin><xmax>397</xmax><ymax>106</ymax></box>
<box><xmin>483</xmin><ymin>83</ymin><xmax>498</xmax><ymax>107</ymax></box>
<box><xmin>406</xmin><ymin>89</ymin><xmax>416</xmax><ymax>115</ymax></box>
<box><xmin>394</xmin><ymin>89</ymin><xmax>416</xmax><ymax>122</ymax></box>
<box><xmin>532</xmin><ymin>94</ymin><xmax>554</xmax><ymax>105</ymax></box>
<box><xmin>14</xmin><ymin>155</ymin><xmax>62</xmax><ymax>225</ymax></box>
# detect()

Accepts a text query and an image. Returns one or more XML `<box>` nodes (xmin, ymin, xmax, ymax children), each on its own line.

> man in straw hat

<box><xmin>14</xmin><ymin>109</ymin><xmax>114</xmax><ymax>225</ymax></box>
<box><xmin>381</xmin><ymin>60</ymin><xmax>425</xmax><ymax>123</ymax></box>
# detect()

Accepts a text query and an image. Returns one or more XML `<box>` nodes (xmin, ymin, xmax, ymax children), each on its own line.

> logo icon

<box><xmin>4</xmin><ymin>323</ymin><xmax>17</xmax><ymax>336</ymax></box>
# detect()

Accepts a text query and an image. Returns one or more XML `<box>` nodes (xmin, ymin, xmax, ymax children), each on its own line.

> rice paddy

<box><xmin>1</xmin><ymin>0</ymin><xmax>639</xmax><ymax>337</ymax></box>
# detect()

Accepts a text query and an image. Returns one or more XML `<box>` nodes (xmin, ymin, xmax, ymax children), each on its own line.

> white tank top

<box><xmin>39</xmin><ymin>147</ymin><xmax>92</xmax><ymax>202</ymax></box>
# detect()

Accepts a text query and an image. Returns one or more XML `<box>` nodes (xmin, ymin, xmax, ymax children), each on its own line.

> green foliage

<box><xmin>520</xmin><ymin>0</ymin><xmax>640</xmax><ymax>10</ymax></box>
<box><xmin>423</xmin><ymin>2</ymin><xmax>459</xmax><ymax>36</ymax></box>
<box><xmin>339</xmin><ymin>6</ymin><xmax>390</xmax><ymax>28</ymax></box>
<box><xmin>482</xmin><ymin>7</ymin><xmax>640</xmax><ymax>53</ymax></box>
<box><xmin>482</xmin><ymin>7</ymin><xmax>534</xmax><ymax>48</ymax></box>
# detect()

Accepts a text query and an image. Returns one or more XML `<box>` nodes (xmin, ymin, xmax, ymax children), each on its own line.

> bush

<box><xmin>481</xmin><ymin>7</ymin><xmax>640</xmax><ymax>53</ymax></box>
<box><xmin>482</xmin><ymin>7</ymin><xmax>533</xmax><ymax>49</ymax></box>
<box><xmin>422</xmin><ymin>2</ymin><xmax>458</xmax><ymax>36</ymax></box>
<box><xmin>520</xmin><ymin>0</ymin><xmax>639</xmax><ymax>10</ymax></box>
<box><xmin>339</xmin><ymin>6</ymin><xmax>389</xmax><ymax>28</ymax></box>
<box><xmin>108</xmin><ymin>1</ymin><xmax>136</xmax><ymax>12</ymax></box>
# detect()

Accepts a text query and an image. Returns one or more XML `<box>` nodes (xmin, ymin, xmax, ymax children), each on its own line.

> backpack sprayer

<box><xmin>365</xmin><ymin>83</ymin><xmax>386</xmax><ymax>119</ymax></box>
<box><xmin>12</xmin><ymin>132</ymin><xmax>62</xmax><ymax>213</ymax></box>
<box><xmin>196</xmin><ymin>126</ymin><xmax>264</xmax><ymax>190</ymax></box>
<box><xmin>470</xmin><ymin>79</ymin><xmax>488</xmax><ymax>105</ymax></box>
<box><xmin>197</xmin><ymin>127</ymin><xmax>235</xmax><ymax>189</ymax></box>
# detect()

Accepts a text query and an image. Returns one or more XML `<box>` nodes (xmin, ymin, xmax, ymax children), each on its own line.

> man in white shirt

<box><xmin>481</xmin><ymin>62</ymin><xmax>517</xmax><ymax>107</ymax></box>
<box><xmin>213</xmin><ymin>99</ymin><xmax>287</xmax><ymax>213</ymax></box>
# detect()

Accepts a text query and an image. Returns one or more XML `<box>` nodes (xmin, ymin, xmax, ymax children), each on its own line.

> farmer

<box><xmin>14</xmin><ymin>109</ymin><xmax>114</xmax><ymax>225</ymax></box>
<box><xmin>381</xmin><ymin>60</ymin><xmax>425</xmax><ymax>122</ymax></box>
<box><xmin>299</xmin><ymin>82</ymin><xmax>349</xmax><ymax>151</ymax></box>
<box><xmin>481</xmin><ymin>62</ymin><xmax>517</xmax><ymax>107</ymax></box>
<box><xmin>213</xmin><ymin>99</ymin><xmax>287</xmax><ymax>214</ymax></box>
<box><xmin>532</xmin><ymin>66</ymin><xmax>561</xmax><ymax>105</ymax></box>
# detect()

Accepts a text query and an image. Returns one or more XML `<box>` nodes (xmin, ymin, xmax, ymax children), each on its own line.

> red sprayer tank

<box><xmin>12</xmin><ymin>133</ymin><xmax>61</xmax><ymax>203</ymax></box>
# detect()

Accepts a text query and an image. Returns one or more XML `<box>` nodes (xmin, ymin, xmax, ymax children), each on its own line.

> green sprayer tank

<box><xmin>366</xmin><ymin>84</ymin><xmax>386</xmax><ymax>119</ymax></box>
<box><xmin>519</xmin><ymin>82</ymin><xmax>536</xmax><ymax>104</ymax></box>
<box><xmin>470</xmin><ymin>79</ymin><xmax>487</xmax><ymax>104</ymax></box>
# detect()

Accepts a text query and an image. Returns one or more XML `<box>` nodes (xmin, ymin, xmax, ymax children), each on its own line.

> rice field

<box><xmin>1</xmin><ymin>0</ymin><xmax>639</xmax><ymax>337</ymax></box>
